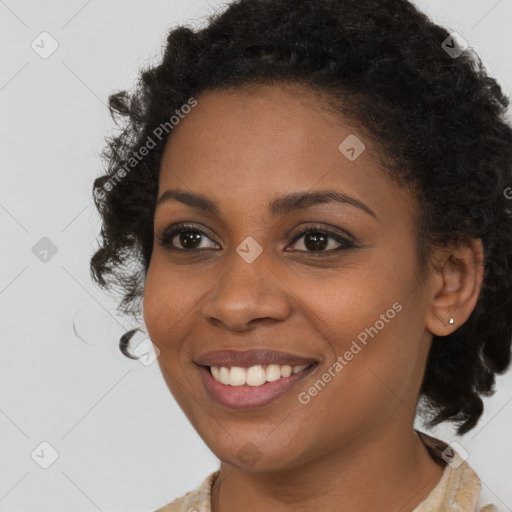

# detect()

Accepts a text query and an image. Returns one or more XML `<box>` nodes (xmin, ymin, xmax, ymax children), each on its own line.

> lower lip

<box><xmin>198</xmin><ymin>364</ymin><xmax>318</xmax><ymax>409</ymax></box>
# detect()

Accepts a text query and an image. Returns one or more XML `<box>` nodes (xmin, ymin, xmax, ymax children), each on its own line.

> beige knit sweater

<box><xmin>155</xmin><ymin>432</ymin><xmax>500</xmax><ymax>512</ymax></box>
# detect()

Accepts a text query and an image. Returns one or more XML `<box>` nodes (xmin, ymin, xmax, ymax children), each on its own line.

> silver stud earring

<box><xmin>449</xmin><ymin>317</ymin><xmax>455</xmax><ymax>325</ymax></box>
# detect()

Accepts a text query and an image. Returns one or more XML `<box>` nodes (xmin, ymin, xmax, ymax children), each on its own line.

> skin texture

<box><xmin>143</xmin><ymin>83</ymin><xmax>484</xmax><ymax>512</ymax></box>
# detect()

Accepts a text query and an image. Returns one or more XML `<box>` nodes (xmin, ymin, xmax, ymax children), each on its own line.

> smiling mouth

<box><xmin>205</xmin><ymin>362</ymin><xmax>316</xmax><ymax>387</ymax></box>
<box><xmin>197</xmin><ymin>362</ymin><xmax>319</xmax><ymax>409</ymax></box>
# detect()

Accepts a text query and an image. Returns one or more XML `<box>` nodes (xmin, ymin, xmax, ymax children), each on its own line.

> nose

<box><xmin>200</xmin><ymin>253</ymin><xmax>292</xmax><ymax>332</ymax></box>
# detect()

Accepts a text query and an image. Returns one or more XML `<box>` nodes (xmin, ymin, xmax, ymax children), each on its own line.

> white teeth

<box><xmin>266</xmin><ymin>364</ymin><xmax>282</xmax><ymax>382</ymax></box>
<box><xmin>218</xmin><ymin>366</ymin><xmax>230</xmax><ymax>385</ymax></box>
<box><xmin>229</xmin><ymin>367</ymin><xmax>246</xmax><ymax>386</ymax></box>
<box><xmin>280</xmin><ymin>365</ymin><xmax>292</xmax><ymax>378</ymax></box>
<box><xmin>209</xmin><ymin>363</ymin><xmax>312</xmax><ymax>387</ymax></box>
<box><xmin>246</xmin><ymin>365</ymin><xmax>267</xmax><ymax>386</ymax></box>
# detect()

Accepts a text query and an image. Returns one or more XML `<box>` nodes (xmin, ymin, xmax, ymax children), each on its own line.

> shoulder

<box><xmin>154</xmin><ymin>496</ymin><xmax>184</xmax><ymax>512</ymax></box>
<box><xmin>415</xmin><ymin>430</ymin><xmax>505</xmax><ymax>512</ymax></box>
<box><xmin>476</xmin><ymin>484</ymin><xmax>508</xmax><ymax>512</ymax></box>
<box><xmin>154</xmin><ymin>470</ymin><xmax>219</xmax><ymax>512</ymax></box>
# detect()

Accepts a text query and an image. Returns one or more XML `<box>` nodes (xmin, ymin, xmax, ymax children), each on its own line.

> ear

<box><xmin>425</xmin><ymin>238</ymin><xmax>484</xmax><ymax>336</ymax></box>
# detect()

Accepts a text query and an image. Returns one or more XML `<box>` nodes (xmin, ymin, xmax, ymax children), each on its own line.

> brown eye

<box><xmin>175</xmin><ymin>230</ymin><xmax>203</xmax><ymax>249</ymax></box>
<box><xmin>158</xmin><ymin>224</ymin><xmax>219</xmax><ymax>251</ymax></box>
<box><xmin>288</xmin><ymin>227</ymin><xmax>355</xmax><ymax>255</ymax></box>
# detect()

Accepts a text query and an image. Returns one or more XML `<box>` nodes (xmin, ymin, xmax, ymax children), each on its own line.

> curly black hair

<box><xmin>90</xmin><ymin>0</ymin><xmax>512</xmax><ymax>435</ymax></box>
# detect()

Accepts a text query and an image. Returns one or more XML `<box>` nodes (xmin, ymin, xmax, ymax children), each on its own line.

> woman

<box><xmin>90</xmin><ymin>0</ymin><xmax>512</xmax><ymax>510</ymax></box>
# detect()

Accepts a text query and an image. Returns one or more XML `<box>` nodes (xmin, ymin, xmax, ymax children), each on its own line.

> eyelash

<box><xmin>157</xmin><ymin>222</ymin><xmax>356</xmax><ymax>256</ymax></box>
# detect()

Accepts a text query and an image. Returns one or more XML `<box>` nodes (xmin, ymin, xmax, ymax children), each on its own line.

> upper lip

<box><xmin>195</xmin><ymin>349</ymin><xmax>318</xmax><ymax>367</ymax></box>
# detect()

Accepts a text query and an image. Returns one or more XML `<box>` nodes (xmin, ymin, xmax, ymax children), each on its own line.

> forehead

<box><xmin>158</xmin><ymin>83</ymin><xmax>415</xmax><ymax>223</ymax></box>
<box><xmin>161</xmin><ymin>84</ymin><xmax>355</xmax><ymax>182</ymax></box>
<box><xmin>162</xmin><ymin>82</ymin><xmax>357</xmax><ymax>161</ymax></box>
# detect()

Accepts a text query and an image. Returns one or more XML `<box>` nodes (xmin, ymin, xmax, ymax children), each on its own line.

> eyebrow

<box><xmin>156</xmin><ymin>189</ymin><xmax>377</xmax><ymax>219</ymax></box>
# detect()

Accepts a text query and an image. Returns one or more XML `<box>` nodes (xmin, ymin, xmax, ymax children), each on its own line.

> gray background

<box><xmin>1</xmin><ymin>0</ymin><xmax>511</xmax><ymax>510</ymax></box>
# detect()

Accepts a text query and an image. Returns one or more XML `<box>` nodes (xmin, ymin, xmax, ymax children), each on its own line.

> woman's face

<box><xmin>143</xmin><ymin>83</ymin><xmax>435</xmax><ymax>471</ymax></box>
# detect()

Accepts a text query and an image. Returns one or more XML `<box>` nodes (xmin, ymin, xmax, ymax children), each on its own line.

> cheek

<box><xmin>143</xmin><ymin>261</ymin><xmax>200</xmax><ymax>408</ymax></box>
<box><xmin>143</xmin><ymin>255</ymin><xmax>219</xmax><ymax>369</ymax></box>
<box><xmin>143</xmin><ymin>259</ymin><xmax>190</xmax><ymax>350</ymax></box>
<box><xmin>143</xmin><ymin>263</ymin><xmax>165</xmax><ymax>342</ymax></box>
<box><xmin>286</xmin><ymin>254</ymin><xmax>423</xmax><ymax>397</ymax></box>
<box><xmin>285</xmin><ymin>263</ymin><xmax>399</xmax><ymax>346</ymax></box>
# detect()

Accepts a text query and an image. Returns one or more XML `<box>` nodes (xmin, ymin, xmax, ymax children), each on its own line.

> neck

<box><xmin>211</xmin><ymin>427</ymin><xmax>446</xmax><ymax>512</ymax></box>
